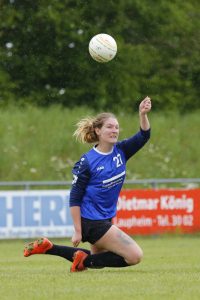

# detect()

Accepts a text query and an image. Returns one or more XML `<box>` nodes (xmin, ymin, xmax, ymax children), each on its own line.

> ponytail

<box><xmin>73</xmin><ymin>112</ymin><xmax>116</xmax><ymax>144</ymax></box>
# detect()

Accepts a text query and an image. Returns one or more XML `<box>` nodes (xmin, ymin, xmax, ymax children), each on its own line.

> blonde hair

<box><xmin>73</xmin><ymin>112</ymin><xmax>117</xmax><ymax>143</ymax></box>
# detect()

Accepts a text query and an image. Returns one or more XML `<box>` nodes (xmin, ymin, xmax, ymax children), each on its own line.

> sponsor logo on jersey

<box><xmin>97</xmin><ymin>166</ymin><xmax>104</xmax><ymax>171</ymax></box>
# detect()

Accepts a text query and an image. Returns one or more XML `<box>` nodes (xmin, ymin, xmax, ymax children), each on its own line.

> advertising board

<box><xmin>0</xmin><ymin>189</ymin><xmax>200</xmax><ymax>238</ymax></box>
<box><xmin>114</xmin><ymin>189</ymin><xmax>200</xmax><ymax>234</ymax></box>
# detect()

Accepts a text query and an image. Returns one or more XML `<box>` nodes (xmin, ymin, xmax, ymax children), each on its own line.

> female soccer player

<box><xmin>24</xmin><ymin>96</ymin><xmax>151</xmax><ymax>272</ymax></box>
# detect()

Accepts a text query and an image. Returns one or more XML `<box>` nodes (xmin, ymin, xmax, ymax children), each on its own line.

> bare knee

<box><xmin>126</xmin><ymin>248</ymin><xmax>143</xmax><ymax>265</ymax></box>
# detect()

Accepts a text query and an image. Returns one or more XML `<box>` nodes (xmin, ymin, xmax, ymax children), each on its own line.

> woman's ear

<box><xmin>95</xmin><ymin>127</ymin><xmax>101</xmax><ymax>137</ymax></box>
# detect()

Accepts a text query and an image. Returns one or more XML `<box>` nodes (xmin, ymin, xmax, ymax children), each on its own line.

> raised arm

<box><xmin>117</xmin><ymin>96</ymin><xmax>152</xmax><ymax>160</ymax></box>
<box><xmin>139</xmin><ymin>96</ymin><xmax>151</xmax><ymax>130</ymax></box>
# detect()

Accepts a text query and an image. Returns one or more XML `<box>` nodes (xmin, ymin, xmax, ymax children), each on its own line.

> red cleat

<box><xmin>70</xmin><ymin>250</ymin><xmax>88</xmax><ymax>272</ymax></box>
<box><xmin>24</xmin><ymin>237</ymin><xmax>53</xmax><ymax>257</ymax></box>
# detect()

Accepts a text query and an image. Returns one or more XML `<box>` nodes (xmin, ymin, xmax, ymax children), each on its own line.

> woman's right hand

<box><xmin>71</xmin><ymin>230</ymin><xmax>82</xmax><ymax>247</ymax></box>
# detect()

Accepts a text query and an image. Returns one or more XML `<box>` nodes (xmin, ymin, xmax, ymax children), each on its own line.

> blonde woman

<box><xmin>24</xmin><ymin>97</ymin><xmax>151</xmax><ymax>272</ymax></box>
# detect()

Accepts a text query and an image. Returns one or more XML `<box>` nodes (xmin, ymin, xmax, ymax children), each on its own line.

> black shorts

<box><xmin>81</xmin><ymin>217</ymin><xmax>113</xmax><ymax>245</ymax></box>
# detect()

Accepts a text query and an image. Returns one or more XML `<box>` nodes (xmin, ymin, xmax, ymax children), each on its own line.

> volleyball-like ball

<box><xmin>88</xmin><ymin>33</ymin><xmax>117</xmax><ymax>63</ymax></box>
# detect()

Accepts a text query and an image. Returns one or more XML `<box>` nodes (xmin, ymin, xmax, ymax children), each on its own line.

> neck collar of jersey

<box><xmin>93</xmin><ymin>145</ymin><xmax>114</xmax><ymax>155</ymax></box>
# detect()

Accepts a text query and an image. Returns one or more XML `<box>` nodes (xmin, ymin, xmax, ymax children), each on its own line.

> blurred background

<box><xmin>0</xmin><ymin>0</ymin><xmax>199</xmax><ymax>182</ymax></box>
<box><xmin>1</xmin><ymin>3</ymin><xmax>200</xmax><ymax>297</ymax></box>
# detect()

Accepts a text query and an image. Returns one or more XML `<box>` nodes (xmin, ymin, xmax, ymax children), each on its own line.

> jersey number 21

<box><xmin>113</xmin><ymin>154</ymin><xmax>123</xmax><ymax>168</ymax></box>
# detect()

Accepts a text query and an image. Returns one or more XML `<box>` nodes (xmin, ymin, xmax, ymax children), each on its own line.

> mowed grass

<box><xmin>0</xmin><ymin>236</ymin><xmax>200</xmax><ymax>300</ymax></box>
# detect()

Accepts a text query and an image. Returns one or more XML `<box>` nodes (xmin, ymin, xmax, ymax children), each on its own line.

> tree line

<box><xmin>0</xmin><ymin>0</ymin><xmax>199</xmax><ymax>112</ymax></box>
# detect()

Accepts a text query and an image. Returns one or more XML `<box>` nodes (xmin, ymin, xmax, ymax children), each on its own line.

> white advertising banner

<box><xmin>0</xmin><ymin>190</ymin><xmax>74</xmax><ymax>239</ymax></box>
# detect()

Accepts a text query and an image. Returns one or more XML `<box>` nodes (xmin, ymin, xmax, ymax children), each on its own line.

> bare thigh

<box><xmin>94</xmin><ymin>225</ymin><xmax>143</xmax><ymax>265</ymax></box>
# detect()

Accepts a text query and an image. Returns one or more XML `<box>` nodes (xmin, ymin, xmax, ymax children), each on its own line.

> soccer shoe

<box><xmin>24</xmin><ymin>237</ymin><xmax>53</xmax><ymax>257</ymax></box>
<box><xmin>70</xmin><ymin>250</ymin><xmax>88</xmax><ymax>272</ymax></box>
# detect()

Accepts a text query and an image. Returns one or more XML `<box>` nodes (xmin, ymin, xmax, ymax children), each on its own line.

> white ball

<box><xmin>89</xmin><ymin>33</ymin><xmax>117</xmax><ymax>63</ymax></box>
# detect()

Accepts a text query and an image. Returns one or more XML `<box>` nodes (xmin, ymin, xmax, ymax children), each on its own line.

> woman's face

<box><xmin>95</xmin><ymin>117</ymin><xmax>119</xmax><ymax>145</ymax></box>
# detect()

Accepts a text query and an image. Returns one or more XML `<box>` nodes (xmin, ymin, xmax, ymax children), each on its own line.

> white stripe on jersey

<box><xmin>102</xmin><ymin>171</ymin><xmax>126</xmax><ymax>184</ymax></box>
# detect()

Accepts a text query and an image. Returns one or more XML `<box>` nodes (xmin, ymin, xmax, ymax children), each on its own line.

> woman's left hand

<box><xmin>139</xmin><ymin>96</ymin><xmax>152</xmax><ymax>115</ymax></box>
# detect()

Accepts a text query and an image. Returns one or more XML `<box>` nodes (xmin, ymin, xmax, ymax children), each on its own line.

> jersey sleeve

<box><xmin>117</xmin><ymin>128</ymin><xmax>151</xmax><ymax>161</ymax></box>
<box><xmin>69</xmin><ymin>155</ymin><xmax>91</xmax><ymax>207</ymax></box>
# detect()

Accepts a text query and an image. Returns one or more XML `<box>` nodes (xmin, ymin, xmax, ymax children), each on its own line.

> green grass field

<box><xmin>0</xmin><ymin>236</ymin><xmax>200</xmax><ymax>300</ymax></box>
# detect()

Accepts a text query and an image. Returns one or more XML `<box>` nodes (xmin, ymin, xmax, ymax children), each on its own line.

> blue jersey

<box><xmin>69</xmin><ymin>128</ymin><xmax>150</xmax><ymax>220</ymax></box>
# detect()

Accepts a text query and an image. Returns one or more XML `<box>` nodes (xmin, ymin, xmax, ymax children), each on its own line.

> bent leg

<box><xmin>94</xmin><ymin>225</ymin><xmax>143</xmax><ymax>265</ymax></box>
<box><xmin>82</xmin><ymin>226</ymin><xmax>143</xmax><ymax>269</ymax></box>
